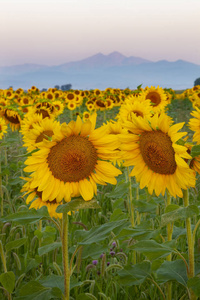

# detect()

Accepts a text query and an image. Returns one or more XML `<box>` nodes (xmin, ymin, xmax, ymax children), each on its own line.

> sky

<box><xmin>0</xmin><ymin>0</ymin><xmax>200</xmax><ymax>67</ymax></box>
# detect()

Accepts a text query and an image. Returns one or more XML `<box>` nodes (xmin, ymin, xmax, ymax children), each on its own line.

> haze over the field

<box><xmin>1</xmin><ymin>0</ymin><xmax>200</xmax><ymax>67</ymax></box>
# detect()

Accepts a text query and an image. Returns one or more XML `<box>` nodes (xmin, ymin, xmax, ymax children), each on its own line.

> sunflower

<box><xmin>95</xmin><ymin>99</ymin><xmax>106</xmax><ymax>111</ymax></box>
<box><xmin>142</xmin><ymin>86</ymin><xmax>168</xmax><ymax>113</ymax></box>
<box><xmin>22</xmin><ymin>117</ymin><xmax>61</xmax><ymax>152</ymax></box>
<box><xmin>21</xmin><ymin>176</ymin><xmax>63</xmax><ymax>219</ymax></box>
<box><xmin>83</xmin><ymin>111</ymin><xmax>90</xmax><ymax>122</ymax></box>
<box><xmin>3</xmin><ymin>89</ymin><xmax>14</xmax><ymax>99</ymax></box>
<box><xmin>67</xmin><ymin>102</ymin><xmax>76</xmax><ymax>111</ymax></box>
<box><xmin>45</xmin><ymin>91</ymin><xmax>55</xmax><ymax>101</ymax></box>
<box><xmin>120</xmin><ymin>113</ymin><xmax>196</xmax><ymax>198</ymax></box>
<box><xmin>116</xmin><ymin>98</ymin><xmax>152</xmax><ymax>124</ymax></box>
<box><xmin>102</xmin><ymin>120</ymin><xmax>126</xmax><ymax>166</ymax></box>
<box><xmin>188</xmin><ymin>107</ymin><xmax>200</xmax><ymax>144</ymax></box>
<box><xmin>0</xmin><ymin>117</ymin><xmax>7</xmax><ymax>139</ymax></box>
<box><xmin>32</xmin><ymin>104</ymin><xmax>54</xmax><ymax>119</ymax></box>
<box><xmin>23</xmin><ymin>113</ymin><xmax>122</xmax><ymax>202</ymax></box>
<box><xmin>86</xmin><ymin>103</ymin><xmax>95</xmax><ymax>112</ymax></box>
<box><xmin>20</xmin><ymin>113</ymin><xmax>44</xmax><ymax>137</ymax></box>
<box><xmin>106</xmin><ymin>98</ymin><xmax>114</xmax><ymax>110</ymax></box>
<box><xmin>52</xmin><ymin>100</ymin><xmax>64</xmax><ymax>116</ymax></box>
<box><xmin>65</xmin><ymin>92</ymin><xmax>76</xmax><ymax>103</ymax></box>
<box><xmin>1</xmin><ymin>108</ymin><xmax>22</xmax><ymax>131</ymax></box>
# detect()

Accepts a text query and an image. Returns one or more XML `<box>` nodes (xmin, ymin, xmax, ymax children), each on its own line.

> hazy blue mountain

<box><xmin>0</xmin><ymin>52</ymin><xmax>199</xmax><ymax>90</ymax></box>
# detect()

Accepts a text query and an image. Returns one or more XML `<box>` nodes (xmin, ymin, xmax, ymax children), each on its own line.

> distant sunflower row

<box><xmin>0</xmin><ymin>85</ymin><xmax>173</xmax><ymax>133</ymax></box>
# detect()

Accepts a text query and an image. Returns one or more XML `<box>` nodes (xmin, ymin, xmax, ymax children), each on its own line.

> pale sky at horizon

<box><xmin>1</xmin><ymin>0</ymin><xmax>200</xmax><ymax>67</ymax></box>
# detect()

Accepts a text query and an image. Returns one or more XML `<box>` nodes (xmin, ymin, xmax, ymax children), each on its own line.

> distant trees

<box><xmin>54</xmin><ymin>84</ymin><xmax>72</xmax><ymax>91</ymax></box>
<box><xmin>61</xmin><ymin>84</ymin><xmax>72</xmax><ymax>91</ymax></box>
<box><xmin>194</xmin><ymin>77</ymin><xmax>200</xmax><ymax>86</ymax></box>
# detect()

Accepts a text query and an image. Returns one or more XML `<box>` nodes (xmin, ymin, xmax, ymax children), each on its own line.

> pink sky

<box><xmin>1</xmin><ymin>0</ymin><xmax>200</xmax><ymax>66</ymax></box>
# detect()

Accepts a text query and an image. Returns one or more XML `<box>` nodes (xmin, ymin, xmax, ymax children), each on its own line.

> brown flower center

<box><xmin>35</xmin><ymin>130</ymin><xmax>54</xmax><ymax>143</ymax></box>
<box><xmin>67</xmin><ymin>94</ymin><xmax>75</xmax><ymax>100</ymax></box>
<box><xmin>4</xmin><ymin>110</ymin><xmax>20</xmax><ymax>124</ymax></box>
<box><xmin>47</xmin><ymin>135</ymin><xmax>98</xmax><ymax>182</ymax></box>
<box><xmin>146</xmin><ymin>91</ymin><xmax>161</xmax><ymax>106</ymax></box>
<box><xmin>36</xmin><ymin>109</ymin><xmax>50</xmax><ymax>119</ymax></box>
<box><xmin>139</xmin><ymin>130</ymin><xmax>176</xmax><ymax>174</ymax></box>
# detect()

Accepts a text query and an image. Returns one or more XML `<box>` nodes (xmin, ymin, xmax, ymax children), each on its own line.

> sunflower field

<box><xmin>1</xmin><ymin>85</ymin><xmax>200</xmax><ymax>300</ymax></box>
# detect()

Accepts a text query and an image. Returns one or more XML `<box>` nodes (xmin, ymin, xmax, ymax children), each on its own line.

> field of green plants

<box><xmin>1</xmin><ymin>85</ymin><xmax>200</xmax><ymax>300</ymax></box>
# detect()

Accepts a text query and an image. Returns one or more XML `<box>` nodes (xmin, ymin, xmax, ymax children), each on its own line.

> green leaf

<box><xmin>117</xmin><ymin>261</ymin><xmax>151</xmax><ymax>286</ymax></box>
<box><xmin>40</xmin><ymin>275</ymin><xmax>64</xmax><ymax>293</ymax></box>
<box><xmin>105</xmin><ymin>181</ymin><xmax>130</xmax><ymax>199</ymax></box>
<box><xmin>156</xmin><ymin>260</ymin><xmax>188</xmax><ymax>286</ymax></box>
<box><xmin>165</xmin><ymin>204</ymin><xmax>180</xmax><ymax>213</ymax></box>
<box><xmin>76</xmin><ymin>294</ymin><xmax>97</xmax><ymax>300</ymax></box>
<box><xmin>109</xmin><ymin>208</ymin><xmax>128</xmax><ymax>221</ymax></box>
<box><xmin>79</xmin><ymin>220</ymin><xmax>129</xmax><ymax>245</ymax></box>
<box><xmin>0</xmin><ymin>271</ymin><xmax>15</xmax><ymax>293</ymax></box>
<box><xmin>130</xmin><ymin>240</ymin><xmax>175</xmax><ymax>260</ymax></box>
<box><xmin>187</xmin><ymin>277</ymin><xmax>200</xmax><ymax>296</ymax></box>
<box><xmin>19</xmin><ymin>281</ymin><xmax>48</xmax><ymax>296</ymax></box>
<box><xmin>81</xmin><ymin>243</ymin><xmax>108</xmax><ymax>259</ymax></box>
<box><xmin>161</xmin><ymin>205</ymin><xmax>199</xmax><ymax>227</ymax></box>
<box><xmin>191</xmin><ymin>144</ymin><xmax>200</xmax><ymax>157</ymax></box>
<box><xmin>0</xmin><ymin>207</ymin><xmax>49</xmax><ymax>224</ymax></box>
<box><xmin>15</xmin><ymin>290</ymin><xmax>52</xmax><ymax>300</ymax></box>
<box><xmin>5</xmin><ymin>237</ymin><xmax>27</xmax><ymax>252</ymax></box>
<box><xmin>133</xmin><ymin>200</ymin><xmax>157</xmax><ymax>213</ymax></box>
<box><xmin>40</xmin><ymin>275</ymin><xmax>83</xmax><ymax>292</ymax></box>
<box><xmin>56</xmin><ymin>198</ymin><xmax>100</xmax><ymax>213</ymax></box>
<box><xmin>117</xmin><ymin>228</ymin><xmax>159</xmax><ymax>241</ymax></box>
<box><xmin>38</xmin><ymin>242</ymin><xmax>62</xmax><ymax>256</ymax></box>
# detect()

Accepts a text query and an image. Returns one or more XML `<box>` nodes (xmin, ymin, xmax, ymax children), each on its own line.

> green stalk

<box><xmin>0</xmin><ymin>148</ymin><xmax>3</xmax><ymax>217</ymax></box>
<box><xmin>166</xmin><ymin>191</ymin><xmax>173</xmax><ymax>300</ymax></box>
<box><xmin>62</xmin><ymin>212</ymin><xmax>70</xmax><ymax>300</ymax></box>
<box><xmin>127</xmin><ymin>167</ymin><xmax>134</xmax><ymax>227</ymax></box>
<box><xmin>0</xmin><ymin>240</ymin><xmax>7</xmax><ymax>272</ymax></box>
<box><xmin>183</xmin><ymin>189</ymin><xmax>196</xmax><ymax>300</ymax></box>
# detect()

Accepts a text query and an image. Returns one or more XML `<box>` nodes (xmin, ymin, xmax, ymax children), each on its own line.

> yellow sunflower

<box><xmin>52</xmin><ymin>100</ymin><xmax>64</xmax><ymax>116</ymax></box>
<box><xmin>65</xmin><ymin>92</ymin><xmax>76</xmax><ymax>103</ymax></box>
<box><xmin>21</xmin><ymin>177</ymin><xmax>62</xmax><ymax>219</ymax></box>
<box><xmin>20</xmin><ymin>113</ymin><xmax>44</xmax><ymax>137</ymax></box>
<box><xmin>142</xmin><ymin>86</ymin><xmax>168</xmax><ymax>113</ymax></box>
<box><xmin>95</xmin><ymin>99</ymin><xmax>106</xmax><ymax>111</ymax></box>
<box><xmin>23</xmin><ymin>113</ymin><xmax>122</xmax><ymax>202</ymax></box>
<box><xmin>102</xmin><ymin>120</ymin><xmax>126</xmax><ymax>166</ymax></box>
<box><xmin>188</xmin><ymin>107</ymin><xmax>200</xmax><ymax>144</ymax></box>
<box><xmin>83</xmin><ymin>111</ymin><xmax>91</xmax><ymax>122</ymax></box>
<box><xmin>1</xmin><ymin>109</ymin><xmax>22</xmax><ymax>131</ymax></box>
<box><xmin>120</xmin><ymin>113</ymin><xmax>196</xmax><ymax>198</ymax></box>
<box><xmin>86</xmin><ymin>103</ymin><xmax>95</xmax><ymax>112</ymax></box>
<box><xmin>0</xmin><ymin>117</ymin><xmax>7</xmax><ymax>139</ymax></box>
<box><xmin>116</xmin><ymin>98</ymin><xmax>152</xmax><ymax>123</ymax></box>
<box><xmin>3</xmin><ymin>89</ymin><xmax>14</xmax><ymax>100</ymax></box>
<box><xmin>67</xmin><ymin>102</ymin><xmax>76</xmax><ymax>111</ymax></box>
<box><xmin>22</xmin><ymin>117</ymin><xmax>61</xmax><ymax>152</ymax></box>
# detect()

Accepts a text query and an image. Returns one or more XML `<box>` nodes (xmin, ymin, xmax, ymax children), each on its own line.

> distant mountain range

<box><xmin>0</xmin><ymin>51</ymin><xmax>200</xmax><ymax>90</ymax></box>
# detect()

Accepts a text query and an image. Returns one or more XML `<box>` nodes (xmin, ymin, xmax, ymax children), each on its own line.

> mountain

<box><xmin>0</xmin><ymin>52</ymin><xmax>199</xmax><ymax>90</ymax></box>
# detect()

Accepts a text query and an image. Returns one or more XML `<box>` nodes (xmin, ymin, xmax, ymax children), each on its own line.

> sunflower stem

<box><xmin>166</xmin><ymin>191</ymin><xmax>173</xmax><ymax>300</ymax></box>
<box><xmin>0</xmin><ymin>148</ymin><xmax>3</xmax><ymax>217</ymax></box>
<box><xmin>62</xmin><ymin>212</ymin><xmax>70</xmax><ymax>300</ymax></box>
<box><xmin>103</xmin><ymin>110</ymin><xmax>106</xmax><ymax>121</ymax></box>
<box><xmin>127</xmin><ymin>167</ymin><xmax>134</xmax><ymax>227</ymax></box>
<box><xmin>183</xmin><ymin>189</ymin><xmax>196</xmax><ymax>300</ymax></box>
